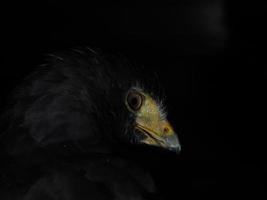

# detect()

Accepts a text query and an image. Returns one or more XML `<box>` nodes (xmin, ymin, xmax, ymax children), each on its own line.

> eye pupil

<box><xmin>126</xmin><ymin>91</ymin><xmax>142</xmax><ymax>111</ymax></box>
<box><xmin>130</xmin><ymin>97</ymin><xmax>138</xmax><ymax>107</ymax></box>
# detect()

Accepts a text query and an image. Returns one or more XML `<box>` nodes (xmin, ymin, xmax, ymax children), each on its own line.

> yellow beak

<box><xmin>135</xmin><ymin>120</ymin><xmax>181</xmax><ymax>153</ymax></box>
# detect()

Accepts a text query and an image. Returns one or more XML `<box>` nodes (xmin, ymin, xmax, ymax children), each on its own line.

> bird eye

<box><xmin>126</xmin><ymin>90</ymin><xmax>143</xmax><ymax>111</ymax></box>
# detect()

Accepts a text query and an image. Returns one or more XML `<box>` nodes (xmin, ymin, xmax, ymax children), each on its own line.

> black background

<box><xmin>1</xmin><ymin>1</ymin><xmax>266</xmax><ymax>199</ymax></box>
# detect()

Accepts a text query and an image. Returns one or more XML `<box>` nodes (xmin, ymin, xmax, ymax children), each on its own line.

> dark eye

<box><xmin>126</xmin><ymin>90</ymin><xmax>143</xmax><ymax>111</ymax></box>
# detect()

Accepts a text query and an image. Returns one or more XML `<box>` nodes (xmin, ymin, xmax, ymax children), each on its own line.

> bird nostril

<box><xmin>163</xmin><ymin>127</ymin><xmax>169</xmax><ymax>134</ymax></box>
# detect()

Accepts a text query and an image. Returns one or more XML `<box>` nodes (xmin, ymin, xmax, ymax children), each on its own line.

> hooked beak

<box><xmin>163</xmin><ymin>133</ymin><xmax>181</xmax><ymax>153</ymax></box>
<box><xmin>135</xmin><ymin>123</ymin><xmax>181</xmax><ymax>154</ymax></box>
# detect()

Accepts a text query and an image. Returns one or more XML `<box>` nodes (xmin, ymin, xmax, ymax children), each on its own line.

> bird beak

<box><xmin>135</xmin><ymin>120</ymin><xmax>181</xmax><ymax>154</ymax></box>
<box><xmin>162</xmin><ymin>133</ymin><xmax>181</xmax><ymax>153</ymax></box>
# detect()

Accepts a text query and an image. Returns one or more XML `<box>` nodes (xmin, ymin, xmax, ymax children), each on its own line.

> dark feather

<box><xmin>0</xmin><ymin>48</ymin><xmax>165</xmax><ymax>200</ymax></box>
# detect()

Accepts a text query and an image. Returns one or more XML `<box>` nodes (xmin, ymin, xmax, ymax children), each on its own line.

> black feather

<box><xmin>0</xmin><ymin>48</ymin><xmax>165</xmax><ymax>200</ymax></box>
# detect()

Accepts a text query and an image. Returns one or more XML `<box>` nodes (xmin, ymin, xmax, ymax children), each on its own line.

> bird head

<box><xmin>120</xmin><ymin>87</ymin><xmax>180</xmax><ymax>153</ymax></box>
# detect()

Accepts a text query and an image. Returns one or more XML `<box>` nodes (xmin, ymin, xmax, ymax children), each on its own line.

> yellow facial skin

<box><xmin>126</xmin><ymin>89</ymin><xmax>181</xmax><ymax>153</ymax></box>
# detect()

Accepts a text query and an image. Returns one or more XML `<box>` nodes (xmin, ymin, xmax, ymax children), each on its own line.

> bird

<box><xmin>0</xmin><ymin>47</ymin><xmax>181</xmax><ymax>200</ymax></box>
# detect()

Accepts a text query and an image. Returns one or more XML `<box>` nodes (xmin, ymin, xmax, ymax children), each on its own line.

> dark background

<box><xmin>1</xmin><ymin>1</ymin><xmax>266</xmax><ymax>199</ymax></box>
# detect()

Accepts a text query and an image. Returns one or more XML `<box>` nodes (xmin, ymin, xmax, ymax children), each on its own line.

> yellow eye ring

<box><xmin>126</xmin><ymin>90</ymin><xmax>143</xmax><ymax>111</ymax></box>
